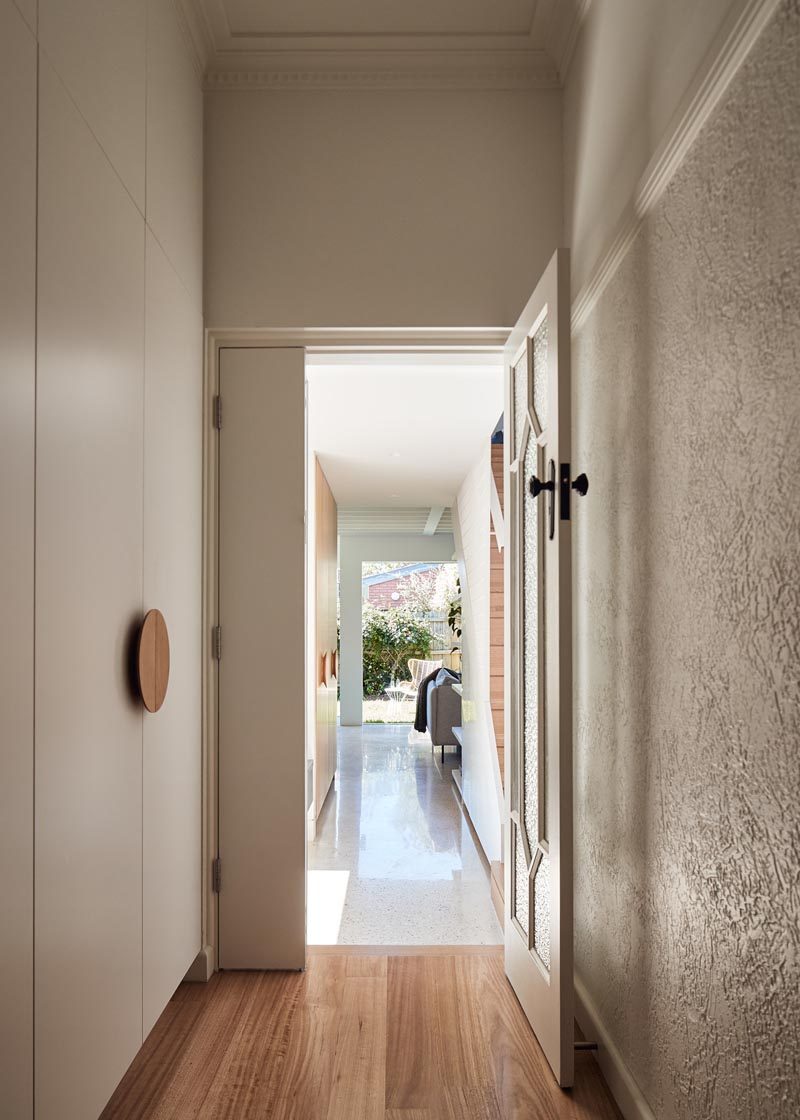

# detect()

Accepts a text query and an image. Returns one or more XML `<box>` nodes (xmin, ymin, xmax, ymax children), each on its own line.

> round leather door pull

<box><xmin>138</xmin><ymin>609</ymin><xmax>170</xmax><ymax>713</ymax></box>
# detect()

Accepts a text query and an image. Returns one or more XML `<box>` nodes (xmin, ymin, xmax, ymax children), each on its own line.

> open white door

<box><xmin>504</xmin><ymin>249</ymin><xmax>581</xmax><ymax>1086</ymax></box>
<box><xmin>218</xmin><ymin>347</ymin><xmax>306</xmax><ymax>969</ymax></box>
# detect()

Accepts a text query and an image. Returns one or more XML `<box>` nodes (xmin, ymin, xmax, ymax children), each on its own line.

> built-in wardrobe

<box><xmin>0</xmin><ymin>4</ymin><xmax>203</xmax><ymax>1118</ymax></box>
<box><xmin>311</xmin><ymin>458</ymin><xmax>338</xmax><ymax>833</ymax></box>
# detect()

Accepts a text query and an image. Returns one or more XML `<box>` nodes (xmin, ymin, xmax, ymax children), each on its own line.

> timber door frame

<box><xmin>199</xmin><ymin>327</ymin><xmax>508</xmax><ymax>974</ymax></box>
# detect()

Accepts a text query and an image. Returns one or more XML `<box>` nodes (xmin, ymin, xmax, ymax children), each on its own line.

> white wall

<box><xmin>204</xmin><ymin>87</ymin><xmax>561</xmax><ymax>328</ymax></box>
<box><xmin>339</xmin><ymin>534</ymin><xmax>456</xmax><ymax>726</ymax></box>
<box><xmin>0</xmin><ymin>1</ymin><xmax>204</xmax><ymax>1115</ymax></box>
<box><xmin>564</xmin><ymin>0</ymin><xmax>741</xmax><ymax>295</ymax></box>
<box><xmin>453</xmin><ymin>449</ymin><xmax>503</xmax><ymax>864</ymax></box>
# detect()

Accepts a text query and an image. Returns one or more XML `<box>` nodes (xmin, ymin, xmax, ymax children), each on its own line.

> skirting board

<box><xmin>183</xmin><ymin>945</ymin><xmax>215</xmax><ymax>983</ymax></box>
<box><xmin>574</xmin><ymin>976</ymin><xmax>656</xmax><ymax>1120</ymax></box>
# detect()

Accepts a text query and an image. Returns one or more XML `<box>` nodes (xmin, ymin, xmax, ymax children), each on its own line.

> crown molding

<box><xmin>203</xmin><ymin>50</ymin><xmax>559</xmax><ymax>92</ymax></box>
<box><xmin>550</xmin><ymin>0</ymin><xmax>591</xmax><ymax>82</ymax></box>
<box><xmin>206</xmin><ymin>327</ymin><xmax>510</xmax><ymax>352</ymax></box>
<box><xmin>198</xmin><ymin>0</ymin><xmax>545</xmax><ymax>55</ymax></box>
<box><xmin>571</xmin><ymin>0</ymin><xmax>781</xmax><ymax>335</ymax></box>
<box><xmin>189</xmin><ymin>0</ymin><xmax>562</xmax><ymax>89</ymax></box>
<box><xmin>174</xmin><ymin>0</ymin><xmax>214</xmax><ymax>78</ymax></box>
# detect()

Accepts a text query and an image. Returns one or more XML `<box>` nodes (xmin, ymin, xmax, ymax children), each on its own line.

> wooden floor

<box><xmin>101</xmin><ymin>948</ymin><xmax>622</xmax><ymax>1120</ymax></box>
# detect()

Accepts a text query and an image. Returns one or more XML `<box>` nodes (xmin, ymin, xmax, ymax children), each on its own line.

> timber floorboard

<box><xmin>101</xmin><ymin>950</ymin><xmax>622</xmax><ymax>1120</ymax></box>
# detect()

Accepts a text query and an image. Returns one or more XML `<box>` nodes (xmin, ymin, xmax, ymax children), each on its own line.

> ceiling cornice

<box><xmin>543</xmin><ymin>0</ymin><xmax>592</xmax><ymax>82</ymax></box>
<box><xmin>203</xmin><ymin>50</ymin><xmax>559</xmax><ymax>92</ymax></box>
<box><xmin>189</xmin><ymin>0</ymin><xmax>567</xmax><ymax>91</ymax></box>
<box><xmin>174</xmin><ymin>0</ymin><xmax>214</xmax><ymax>77</ymax></box>
<box><xmin>571</xmin><ymin>0</ymin><xmax>779</xmax><ymax>333</ymax></box>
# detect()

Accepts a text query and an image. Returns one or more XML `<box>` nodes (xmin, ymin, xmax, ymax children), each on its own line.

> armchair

<box><xmin>427</xmin><ymin>674</ymin><xmax>462</xmax><ymax>763</ymax></box>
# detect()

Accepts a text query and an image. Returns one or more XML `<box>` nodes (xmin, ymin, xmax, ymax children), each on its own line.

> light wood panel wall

<box><xmin>314</xmin><ymin>458</ymin><xmax>338</xmax><ymax>819</ymax></box>
<box><xmin>489</xmin><ymin>442</ymin><xmax>505</xmax><ymax>778</ymax></box>
<box><xmin>454</xmin><ymin>446</ymin><xmax>503</xmax><ymax>865</ymax></box>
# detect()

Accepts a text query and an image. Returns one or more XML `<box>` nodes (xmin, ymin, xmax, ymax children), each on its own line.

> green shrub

<box><xmin>362</xmin><ymin>606</ymin><xmax>433</xmax><ymax>697</ymax></box>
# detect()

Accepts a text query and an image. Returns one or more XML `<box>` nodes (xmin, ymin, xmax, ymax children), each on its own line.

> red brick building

<box><xmin>362</xmin><ymin>563</ymin><xmax>440</xmax><ymax>611</ymax></box>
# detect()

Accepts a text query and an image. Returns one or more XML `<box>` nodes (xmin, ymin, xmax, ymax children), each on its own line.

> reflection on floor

<box><xmin>308</xmin><ymin>723</ymin><xmax>503</xmax><ymax>945</ymax></box>
<box><xmin>102</xmin><ymin>950</ymin><xmax>623</xmax><ymax>1120</ymax></box>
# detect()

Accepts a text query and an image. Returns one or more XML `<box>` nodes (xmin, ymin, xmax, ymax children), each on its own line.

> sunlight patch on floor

<box><xmin>307</xmin><ymin>869</ymin><xmax>350</xmax><ymax>945</ymax></box>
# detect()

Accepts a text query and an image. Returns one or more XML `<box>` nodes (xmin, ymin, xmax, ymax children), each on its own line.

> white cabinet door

<box><xmin>504</xmin><ymin>249</ymin><xmax>577</xmax><ymax>1087</ymax></box>
<box><xmin>142</xmin><ymin>232</ymin><xmax>203</xmax><ymax>1035</ymax></box>
<box><xmin>35</xmin><ymin>58</ymin><xmax>144</xmax><ymax>1120</ymax></box>
<box><xmin>218</xmin><ymin>348</ymin><xmax>307</xmax><ymax>969</ymax></box>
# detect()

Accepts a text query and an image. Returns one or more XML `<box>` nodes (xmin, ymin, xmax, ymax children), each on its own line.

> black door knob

<box><xmin>529</xmin><ymin>474</ymin><xmax>555</xmax><ymax>498</ymax></box>
<box><xmin>571</xmin><ymin>473</ymin><xmax>589</xmax><ymax>497</ymax></box>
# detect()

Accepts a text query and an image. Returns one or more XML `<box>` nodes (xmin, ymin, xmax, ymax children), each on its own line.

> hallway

<box><xmin>101</xmin><ymin>949</ymin><xmax>622</xmax><ymax>1120</ymax></box>
<box><xmin>308</xmin><ymin>724</ymin><xmax>502</xmax><ymax>945</ymax></box>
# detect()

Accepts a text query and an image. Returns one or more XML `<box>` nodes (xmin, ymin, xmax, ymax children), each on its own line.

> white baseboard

<box><xmin>183</xmin><ymin>944</ymin><xmax>215</xmax><ymax>983</ymax></box>
<box><xmin>574</xmin><ymin>976</ymin><xmax>656</xmax><ymax>1120</ymax></box>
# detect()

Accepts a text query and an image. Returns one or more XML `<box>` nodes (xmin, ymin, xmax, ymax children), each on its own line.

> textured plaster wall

<box><xmin>572</xmin><ymin>4</ymin><xmax>800</xmax><ymax>1117</ymax></box>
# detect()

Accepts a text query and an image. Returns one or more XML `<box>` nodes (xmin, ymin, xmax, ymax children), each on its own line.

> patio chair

<box><xmin>396</xmin><ymin>657</ymin><xmax>443</xmax><ymax>700</ymax></box>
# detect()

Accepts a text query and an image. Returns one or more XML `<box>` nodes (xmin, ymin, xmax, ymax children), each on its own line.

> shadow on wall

<box><xmin>573</xmin><ymin>199</ymin><xmax>655</xmax><ymax>1094</ymax></box>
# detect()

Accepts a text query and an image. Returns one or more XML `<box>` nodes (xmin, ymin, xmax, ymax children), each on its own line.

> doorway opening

<box><xmin>305</xmin><ymin>353</ymin><xmax>505</xmax><ymax>947</ymax></box>
<box><xmin>361</xmin><ymin>559</ymin><xmax>460</xmax><ymax>725</ymax></box>
<box><xmin>205</xmin><ymin>253</ymin><xmax>578</xmax><ymax>1091</ymax></box>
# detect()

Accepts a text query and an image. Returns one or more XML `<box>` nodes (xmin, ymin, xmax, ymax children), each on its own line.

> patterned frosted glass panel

<box><xmin>522</xmin><ymin>435</ymin><xmax>539</xmax><ymax>850</ymax></box>
<box><xmin>513</xmin><ymin>350</ymin><xmax>528</xmax><ymax>457</ymax></box>
<box><xmin>533</xmin><ymin>854</ymin><xmax>551</xmax><ymax>969</ymax></box>
<box><xmin>532</xmin><ymin>319</ymin><xmax>548</xmax><ymax>431</ymax></box>
<box><xmin>514</xmin><ymin>827</ymin><xmax>529</xmax><ymax>935</ymax></box>
<box><xmin>542</xmin><ymin>486</ymin><xmax>549</xmax><ymax>842</ymax></box>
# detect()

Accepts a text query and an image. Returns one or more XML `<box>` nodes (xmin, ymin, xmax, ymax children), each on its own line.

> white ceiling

<box><xmin>307</xmin><ymin>355</ymin><xmax>503</xmax><ymax>509</ymax></box>
<box><xmin>222</xmin><ymin>0</ymin><xmax>539</xmax><ymax>39</ymax></box>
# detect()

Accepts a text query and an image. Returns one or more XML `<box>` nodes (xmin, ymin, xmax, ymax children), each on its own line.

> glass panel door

<box><xmin>505</xmin><ymin>250</ymin><xmax>575</xmax><ymax>1087</ymax></box>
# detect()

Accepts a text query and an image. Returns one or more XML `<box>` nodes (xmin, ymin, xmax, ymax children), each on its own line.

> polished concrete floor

<box><xmin>308</xmin><ymin>723</ymin><xmax>503</xmax><ymax>945</ymax></box>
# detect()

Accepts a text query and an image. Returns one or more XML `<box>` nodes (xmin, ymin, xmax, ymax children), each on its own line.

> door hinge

<box><xmin>213</xmin><ymin>624</ymin><xmax>222</xmax><ymax>661</ymax></box>
<box><xmin>212</xmin><ymin>856</ymin><xmax>222</xmax><ymax>894</ymax></box>
<box><xmin>213</xmin><ymin>395</ymin><xmax>222</xmax><ymax>430</ymax></box>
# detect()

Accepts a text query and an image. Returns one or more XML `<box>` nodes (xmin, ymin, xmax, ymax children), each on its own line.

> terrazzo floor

<box><xmin>308</xmin><ymin>723</ymin><xmax>503</xmax><ymax>946</ymax></box>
